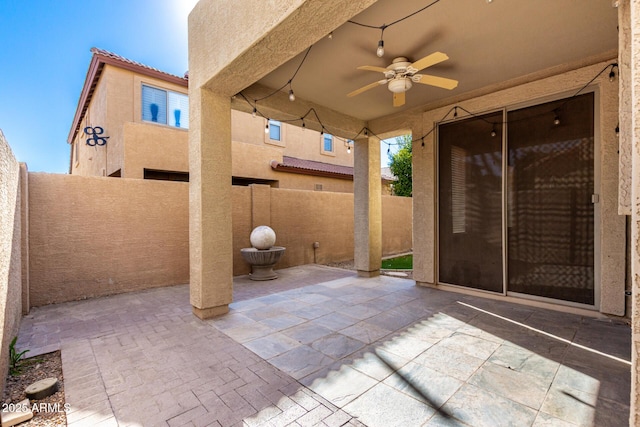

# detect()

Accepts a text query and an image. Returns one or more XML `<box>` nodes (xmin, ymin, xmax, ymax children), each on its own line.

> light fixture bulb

<box><xmin>320</xmin><ymin>128</ymin><xmax>324</xmax><ymax>135</ymax></box>
<box><xmin>265</xmin><ymin>121</ymin><xmax>270</xmax><ymax>133</ymax></box>
<box><xmin>609</xmin><ymin>70</ymin><xmax>616</xmax><ymax>82</ymax></box>
<box><xmin>252</xmin><ymin>107</ymin><xmax>257</xmax><ymax>118</ymax></box>
<box><xmin>376</xmin><ymin>40</ymin><xmax>384</xmax><ymax>58</ymax></box>
<box><xmin>328</xmin><ymin>32</ymin><xmax>333</xmax><ymax>40</ymax></box>
<box><xmin>347</xmin><ymin>146</ymin><xmax>351</xmax><ymax>154</ymax></box>
<box><xmin>554</xmin><ymin>116</ymin><xmax>560</xmax><ymax>125</ymax></box>
<box><xmin>615</xmin><ymin>124</ymin><xmax>620</xmax><ymax>137</ymax></box>
<box><xmin>491</xmin><ymin>130</ymin><xmax>497</xmax><ymax>137</ymax></box>
<box><xmin>289</xmin><ymin>89</ymin><xmax>295</xmax><ymax>102</ymax></box>
<box><xmin>302</xmin><ymin>121</ymin><xmax>306</xmax><ymax>131</ymax></box>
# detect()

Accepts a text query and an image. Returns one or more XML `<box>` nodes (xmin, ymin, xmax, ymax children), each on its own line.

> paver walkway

<box><xmin>16</xmin><ymin>265</ymin><xmax>631</xmax><ymax>426</ymax></box>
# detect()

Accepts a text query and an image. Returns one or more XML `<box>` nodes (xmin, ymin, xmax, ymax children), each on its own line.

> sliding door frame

<box><xmin>435</xmin><ymin>88</ymin><xmax>600</xmax><ymax>310</ymax></box>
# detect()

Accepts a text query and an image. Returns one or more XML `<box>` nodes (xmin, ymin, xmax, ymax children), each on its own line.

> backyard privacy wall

<box><xmin>0</xmin><ymin>131</ymin><xmax>23</xmax><ymax>393</ymax></box>
<box><xmin>28</xmin><ymin>175</ymin><xmax>412</xmax><ymax>306</ymax></box>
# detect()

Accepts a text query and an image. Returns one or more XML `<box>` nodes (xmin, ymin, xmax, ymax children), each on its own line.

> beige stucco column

<box><xmin>354</xmin><ymin>136</ymin><xmax>381</xmax><ymax>276</ymax></box>
<box><xmin>413</xmin><ymin>125</ymin><xmax>435</xmax><ymax>286</ymax></box>
<box><xmin>189</xmin><ymin>87</ymin><xmax>233</xmax><ymax>319</ymax></box>
<box><xmin>630</xmin><ymin>1</ymin><xmax>640</xmax><ymax>424</ymax></box>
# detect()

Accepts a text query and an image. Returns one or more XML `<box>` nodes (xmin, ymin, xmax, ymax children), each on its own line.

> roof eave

<box><xmin>270</xmin><ymin>161</ymin><xmax>354</xmax><ymax>181</ymax></box>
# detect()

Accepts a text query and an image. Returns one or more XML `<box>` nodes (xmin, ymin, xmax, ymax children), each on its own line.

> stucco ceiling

<box><xmin>253</xmin><ymin>0</ymin><xmax>618</xmax><ymax>123</ymax></box>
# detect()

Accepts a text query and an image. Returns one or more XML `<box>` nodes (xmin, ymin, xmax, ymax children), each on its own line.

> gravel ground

<box><xmin>2</xmin><ymin>351</ymin><xmax>67</xmax><ymax>426</ymax></box>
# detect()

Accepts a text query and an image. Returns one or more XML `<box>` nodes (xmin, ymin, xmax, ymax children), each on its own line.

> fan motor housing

<box><xmin>388</xmin><ymin>78</ymin><xmax>412</xmax><ymax>93</ymax></box>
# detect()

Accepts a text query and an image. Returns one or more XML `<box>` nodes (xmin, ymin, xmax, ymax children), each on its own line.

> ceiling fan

<box><xmin>347</xmin><ymin>52</ymin><xmax>458</xmax><ymax>107</ymax></box>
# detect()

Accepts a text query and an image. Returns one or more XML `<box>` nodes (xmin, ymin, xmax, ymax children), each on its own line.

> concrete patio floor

<box><xmin>16</xmin><ymin>265</ymin><xmax>631</xmax><ymax>426</ymax></box>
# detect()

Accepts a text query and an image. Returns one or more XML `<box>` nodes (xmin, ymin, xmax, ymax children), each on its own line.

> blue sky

<box><xmin>0</xmin><ymin>0</ymin><xmax>392</xmax><ymax>173</ymax></box>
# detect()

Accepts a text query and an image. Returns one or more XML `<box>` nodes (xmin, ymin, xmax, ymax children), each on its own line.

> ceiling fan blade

<box><xmin>347</xmin><ymin>79</ymin><xmax>386</xmax><ymax>97</ymax></box>
<box><xmin>357</xmin><ymin>65</ymin><xmax>388</xmax><ymax>73</ymax></box>
<box><xmin>413</xmin><ymin>74</ymin><xmax>459</xmax><ymax>90</ymax></box>
<box><xmin>409</xmin><ymin>52</ymin><xmax>449</xmax><ymax>73</ymax></box>
<box><xmin>393</xmin><ymin>92</ymin><xmax>405</xmax><ymax>107</ymax></box>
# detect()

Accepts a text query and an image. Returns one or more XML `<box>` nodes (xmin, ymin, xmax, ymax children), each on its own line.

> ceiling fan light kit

<box><xmin>388</xmin><ymin>78</ymin><xmax>412</xmax><ymax>93</ymax></box>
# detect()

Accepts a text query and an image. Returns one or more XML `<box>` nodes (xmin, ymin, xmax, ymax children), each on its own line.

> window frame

<box><xmin>321</xmin><ymin>133</ymin><xmax>335</xmax><ymax>156</ymax></box>
<box><xmin>264</xmin><ymin>119</ymin><xmax>286</xmax><ymax>147</ymax></box>
<box><xmin>141</xmin><ymin>84</ymin><xmax>189</xmax><ymax>130</ymax></box>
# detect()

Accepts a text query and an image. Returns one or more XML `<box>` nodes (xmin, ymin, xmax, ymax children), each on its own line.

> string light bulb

<box><xmin>453</xmin><ymin>107</ymin><xmax>458</xmax><ymax>118</ymax></box>
<box><xmin>609</xmin><ymin>69</ymin><xmax>616</xmax><ymax>82</ymax></box>
<box><xmin>347</xmin><ymin>145</ymin><xmax>351</xmax><ymax>154</ymax></box>
<box><xmin>302</xmin><ymin>120</ymin><xmax>306</xmax><ymax>131</ymax></box>
<box><xmin>490</xmin><ymin>125</ymin><xmax>497</xmax><ymax>137</ymax></box>
<box><xmin>289</xmin><ymin>89</ymin><xmax>295</xmax><ymax>102</ymax></box>
<box><xmin>553</xmin><ymin>115</ymin><xmax>560</xmax><ymax>126</ymax></box>
<box><xmin>376</xmin><ymin>39</ymin><xmax>384</xmax><ymax>57</ymax></box>
<box><xmin>615</xmin><ymin>124</ymin><xmax>620</xmax><ymax>137</ymax></box>
<box><xmin>265</xmin><ymin>120</ymin><xmax>270</xmax><ymax>134</ymax></box>
<box><xmin>328</xmin><ymin>32</ymin><xmax>333</xmax><ymax>39</ymax></box>
<box><xmin>252</xmin><ymin>107</ymin><xmax>257</xmax><ymax>118</ymax></box>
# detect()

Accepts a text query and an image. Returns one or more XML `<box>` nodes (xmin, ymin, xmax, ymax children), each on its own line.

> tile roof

<box><xmin>271</xmin><ymin>156</ymin><xmax>395</xmax><ymax>182</ymax></box>
<box><xmin>90</xmin><ymin>48</ymin><xmax>189</xmax><ymax>82</ymax></box>
<box><xmin>380</xmin><ymin>167</ymin><xmax>397</xmax><ymax>181</ymax></box>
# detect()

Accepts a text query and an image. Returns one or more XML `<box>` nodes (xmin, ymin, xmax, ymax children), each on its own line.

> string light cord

<box><xmin>348</xmin><ymin>0</ymin><xmax>442</xmax><ymax>57</ymax></box>
<box><xmin>348</xmin><ymin>0</ymin><xmax>442</xmax><ymax>29</ymax></box>
<box><xmin>239</xmin><ymin>59</ymin><xmax>616</xmax><ymax>150</ymax></box>
<box><xmin>421</xmin><ymin>62</ymin><xmax>619</xmax><ymax>135</ymax></box>
<box><xmin>250</xmin><ymin>45</ymin><xmax>313</xmax><ymax>104</ymax></box>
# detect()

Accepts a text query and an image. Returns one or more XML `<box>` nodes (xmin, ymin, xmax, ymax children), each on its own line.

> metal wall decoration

<box><xmin>84</xmin><ymin>126</ymin><xmax>109</xmax><ymax>146</ymax></box>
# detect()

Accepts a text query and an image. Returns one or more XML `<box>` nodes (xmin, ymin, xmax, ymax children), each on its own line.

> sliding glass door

<box><xmin>438</xmin><ymin>111</ymin><xmax>504</xmax><ymax>292</ymax></box>
<box><xmin>507</xmin><ymin>93</ymin><xmax>594</xmax><ymax>304</ymax></box>
<box><xmin>437</xmin><ymin>93</ymin><xmax>595</xmax><ymax>305</ymax></box>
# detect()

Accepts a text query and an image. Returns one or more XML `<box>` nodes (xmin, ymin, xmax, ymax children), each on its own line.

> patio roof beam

<box><xmin>189</xmin><ymin>0</ymin><xmax>380</xmax><ymax>96</ymax></box>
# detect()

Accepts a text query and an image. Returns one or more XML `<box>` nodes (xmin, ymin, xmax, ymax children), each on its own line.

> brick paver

<box><xmin>15</xmin><ymin>265</ymin><xmax>632</xmax><ymax>426</ymax></box>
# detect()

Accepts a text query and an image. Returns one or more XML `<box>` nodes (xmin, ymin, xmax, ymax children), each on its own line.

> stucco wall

<box><xmin>271</xmin><ymin>188</ymin><xmax>355</xmax><ymax>267</ymax></box>
<box><xmin>71</xmin><ymin>69</ymin><xmax>109</xmax><ymax>176</ymax></box>
<box><xmin>28</xmin><ymin>174</ymin><xmax>190</xmax><ymax>306</ymax></box>
<box><xmin>123</xmin><ymin>122</ymin><xmax>189</xmax><ymax>179</ymax></box>
<box><xmin>27</xmin><ymin>174</ymin><xmax>411</xmax><ymax>305</ymax></box>
<box><xmin>0</xmin><ymin>130</ymin><xmax>23</xmax><ymax>393</ymax></box>
<box><xmin>231</xmin><ymin>110</ymin><xmax>353</xmax><ymax>167</ymax></box>
<box><xmin>382</xmin><ymin>195</ymin><xmax>413</xmax><ymax>255</ymax></box>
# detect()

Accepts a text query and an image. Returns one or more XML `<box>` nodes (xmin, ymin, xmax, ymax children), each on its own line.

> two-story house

<box><xmin>68</xmin><ymin>48</ymin><xmax>395</xmax><ymax>194</ymax></box>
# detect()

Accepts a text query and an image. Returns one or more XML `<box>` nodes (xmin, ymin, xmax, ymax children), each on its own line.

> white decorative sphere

<box><xmin>250</xmin><ymin>226</ymin><xmax>276</xmax><ymax>250</ymax></box>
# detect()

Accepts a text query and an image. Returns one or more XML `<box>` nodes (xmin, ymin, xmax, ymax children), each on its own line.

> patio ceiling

<box><xmin>244</xmin><ymin>0</ymin><xmax>618</xmax><ymax>125</ymax></box>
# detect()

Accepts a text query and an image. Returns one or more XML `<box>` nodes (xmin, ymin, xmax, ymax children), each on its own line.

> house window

<box><xmin>323</xmin><ymin>134</ymin><xmax>334</xmax><ymax>153</ymax></box>
<box><xmin>269</xmin><ymin>120</ymin><xmax>281</xmax><ymax>141</ymax></box>
<box><xmin>142</xmin><ymin>85</ymin><xmax>189</xmax><ymax>129</ymax></box>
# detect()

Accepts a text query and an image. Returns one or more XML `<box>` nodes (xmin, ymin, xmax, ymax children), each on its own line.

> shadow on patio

<box><xmin>16</xmin><ymin>265</ymin><xmax>630</xmax><ymax>426</ymax></box>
